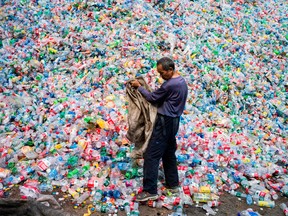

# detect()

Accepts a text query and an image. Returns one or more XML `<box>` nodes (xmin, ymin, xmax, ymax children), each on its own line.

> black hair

<box><xmin>157</xmin><ymin>57</ymin><xmax>175</xmax><ymax>71</ymax></box>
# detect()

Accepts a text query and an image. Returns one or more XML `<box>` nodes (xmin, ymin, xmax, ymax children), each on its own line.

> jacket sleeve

<box><xmin>138</xmin><ymin>84</ymin><xmax>168</xmax><ymax>105</ymax></box>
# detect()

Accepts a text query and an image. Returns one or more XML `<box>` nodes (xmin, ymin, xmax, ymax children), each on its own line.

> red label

<box><xmin>252</xmin><ymin>173</ymin><xmax>259</xmax><ymax>178</ymax></box>
<box><xmin>147</xmin><ymin>200</ymin><xmax>155</xmax><ymax>207</ymax></box>
<box><xmin>37</xmin><ymin>161</ymin><xmax>48</xmax><ymax>171</ymax></box>
<box><xmin>86</xmin><ymin>149</ymin><xmax>93</xmax><ymax>155</ymax></box>
<box><xmin>159</xmin><ymin>195</ymin><xmax>166</xmax><ymax>201</ymax></box>
<box><xmin>183</xmin><ymin>186</ymin><xmax>190</xmax><ymax>195</ymax></box>
<box><xmin>259</xmin><ymin>191</ymin><xmax>266</xmax><ymax>197</ymax></box>
<box><xmin>95</xmin><ymin>156</ymin><xmax>101</xmax><ymax>161</ymax></box>
<box><xmin>178</xmin><ymin>166</ymin><xmax>188</xmax><ymax>171</ymax></box>
<box><xmin>87</xmin><ymin>179</ymin><xmax>94</xmax><ymax>188</ymax></box>
<box><xmin>173</xmin><ymin>197</ymin><xmax>181</xmax><ymax>205</ymax></box>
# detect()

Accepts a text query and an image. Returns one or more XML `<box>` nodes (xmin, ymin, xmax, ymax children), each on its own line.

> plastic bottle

<box><xmin>246</xmin><ymin>194</ymin><xmax>253</xmax><ymax>205</ymax></box>
<box><xmin>75</xmin><ymin>191</ymin><xmax>90</xmax><ymax>204</ymax></box>
<box><xmin>68</xmin><ymin>188</ymin><xmax>79</xmax><ymax>199</ymax></box>
<box><xmin>269</xmin><ymin>189</ymin><xmax>279</xmax><ymax>200</ymax></box>
<box><xmin>67</xmin><ymin>168</ymin><xmax>79</xmax><ymax>179</ymax></box>
<box><xmin>280</xmin><ymin>203</ymin><xmax>288</xmax><ymax>216</ymax></box>
<box><xmin>37</xmin><ymin>158</ymin><xmax>52</xmax><ymax>171</ymax></box>
<box><xmin>19</xmin><ymin>185</ymin><xmax>39</xmax><ymax>199</ymax></box>
<box><xmin>4</xmin><ymin>175</ymin><xmax>25</xmax><ymax>185</ymax></box>
<box><xmin>39</xmin><ymin>183</ymin><xmax>53</xmax><ymax>192</ymax></box>
<box><xmin>159</xmin><ymin>195</ymin><xmax>181</xmax><ymax>206</ymax></box>
<box><xmin>203</xmin><ymin>204</ymin><xmax>217</xmax><ymax>215</ymax></box>
<box><xmin>238</xmin><ymin>209</ymin><xmax>261</xmax><ymax>216</ymax></box>
<box><xmin>71</xmin><ymin>179</ymin><xmax>87</xmax><ymax>190</ymax></box>
<box><xmin>21</xmin><ymin>146</ymin><xmax>38</xmax><ymax>159</ymax></box>
<box><xmin>171</xmin><ymin>206</ymin><xmax>187</xmax><ymax>216</ymax></box>
<box><xmin>125</xmin><ymin>168</ymin><xmax>139</xmax><ymax>179</ymax></box>
<box><xmin>130</xmin><ymin>202</ymin><xmax>140</xmax><ymax>216</ymax></box>
<box><xmin>230</xmin><ymin>190</ymin><xmax>247</xmax><ymax>198</ymax></box>
<box><xmin>208</xmin><ymin>200</ymin><xmax>221</xmax><ymax>207</ymax></box>
<box><xmin>117</xmin><ymin>162</ymin><xmax>131</xmax><ymax>171</ymax></box>
<box><xmin>47</xmin><ymin>167</ymin><xmax>60</xmax><ymax>180</ymax></box>
<box><xmin>257</xmin><ymin>200</ymin><xmax>275</xmax><ymax>208</ymax></box>
<box><xmin>192</xmin><ymin>193</ymin><xmax>212</xmax><ymax>203</ymax></box>
<box><xmin>93</xmin><ymin>189</ymin><xmax>103</xmax><ymax>202</ymax></box>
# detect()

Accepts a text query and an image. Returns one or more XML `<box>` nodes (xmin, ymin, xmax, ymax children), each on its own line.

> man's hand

<box><xmin>130</xmin><ymin>80</ymin><xmax>141</xmax><ymax>88</ymax></box>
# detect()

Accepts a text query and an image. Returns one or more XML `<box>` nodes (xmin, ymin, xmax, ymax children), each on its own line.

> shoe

<box><xmin>162</xmin><ymin>186</ymin><xmax>179</xmax><ymax>196</ymax></box>
<box><xmin>135</xmin><ymin>191</ymin><xmax>159</xmax><ymax>202</ymax></box>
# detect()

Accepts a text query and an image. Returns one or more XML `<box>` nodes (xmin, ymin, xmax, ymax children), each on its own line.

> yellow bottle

<box><xmin>257</xmin><ymin>200</ymin><xmax>275</xmax><ymax>208</ymax></box>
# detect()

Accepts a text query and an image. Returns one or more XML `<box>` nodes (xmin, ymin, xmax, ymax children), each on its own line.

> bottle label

<box><xmin>193</xmin><ymin>193</ymin><xmax>211</xmax><ymax>202</ymax></box>
<box><xmin>258</xmin><ymin>201</ymin><xmax>275</xmax><ymax>208</ymax></box>
<box><xmin>87</xmin><ymin>179</ymin><xmax>99</xmax><ymax>188</ymax></box>
<box><xmin>258</xmin><ymin>191</ymin><xmax>267</xmax><ymax>197</ymax></box>
<box><xmin>235</xmin><ymin>191</ymin><xmax>244</xmax><ymax>198</ymax></box>
<box><xmin>209</xmin><ymin>201</ymin><xmax>220</xmax><ymax>207</ymax></box>
<box><xmin>147</xmin><ymin>200</ymin><xmax>156</xmax><ymax>208</ymax></box>
<box><xmin>159</xmin><ymin>195</ymin><xmax>166</xmax><ymax>201</ymax></box>
<box><xmin>37</xmin><ymin>159</ymin><xmax>51</xmax><ymax>171</ymax></box>
<box><xmin>162</xmin><ymin>203</ymin><xmax>173</xmax><ymax>210</ymax></box>
<box><xmin>183</xmin><ymin>186</ymin><xmax>191</xmax><ymax>195</ymax></box>
<box><xmin>173</xmin><ymin>197</ymin><xmax>181</xmax><ymax>205</ymax></box>
<box><xmin>199</xmin><ymin>186</ymin><xmax>211</xmax><ymax>193</ymax></box>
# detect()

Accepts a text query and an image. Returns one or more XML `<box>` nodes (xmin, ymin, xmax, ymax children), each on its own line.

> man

<box><xmin>130</xmin><ymin>57</ymin><xmax>188</xmax><ymax>201</ymax></box>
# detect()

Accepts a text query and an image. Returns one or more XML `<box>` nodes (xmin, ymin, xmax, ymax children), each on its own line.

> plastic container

<box><xmin>280</xmin><ymin>203</ymin><xmax>288</xmax><ymax>216</ymax></box>
<box><xmin>257</xmin><ymin>200</ymin><xmax>275</xmax><ymax>208</ymax></box>
<box><xmin>203</xmin><ymin>204</ymin><xmax>217</xmax><ymax>215</ymax></box>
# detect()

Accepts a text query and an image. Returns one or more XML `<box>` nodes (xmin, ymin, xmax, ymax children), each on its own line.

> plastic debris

<box><xmin>0</xmin><ymin>0</ymin><xmax>287</xmax><ymax>214</ymax></box>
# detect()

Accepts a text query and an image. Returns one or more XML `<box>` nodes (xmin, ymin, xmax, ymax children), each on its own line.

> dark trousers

<box><xmin>143</xmin><ymin>114</ymin><xmax>180</xmax><ymax>194</ymax></box>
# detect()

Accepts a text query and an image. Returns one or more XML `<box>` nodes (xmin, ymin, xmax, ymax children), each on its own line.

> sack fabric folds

<box><xmin>126</xmin><ymin>76</ymin><xmax>157</xmax><ymax>158</ymax></box>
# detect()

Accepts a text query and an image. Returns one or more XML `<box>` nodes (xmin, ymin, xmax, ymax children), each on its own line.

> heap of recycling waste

<box><xmin>0</xmin><ymin>0</ymin><xmax>287</xmax><ymax>215</ymax></box>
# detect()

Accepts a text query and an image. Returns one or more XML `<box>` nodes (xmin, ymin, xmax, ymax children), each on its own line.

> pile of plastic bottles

<box><xmin>0</xmin><ymin>0</ymin><xmax>287</xmax><ymax>215</ymax></box>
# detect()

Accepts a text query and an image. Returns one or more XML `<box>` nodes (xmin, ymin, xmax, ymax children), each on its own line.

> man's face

<box><xmin>157</xmin><ymin>64</ymin><xmax>173</xmax><ymax>80</ymax></box>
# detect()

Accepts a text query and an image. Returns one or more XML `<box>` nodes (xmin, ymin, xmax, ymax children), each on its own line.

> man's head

<box><xmin>156</xmin><ymin>57</ymin><xmax>175</xmax><ymax>80</ymax></box>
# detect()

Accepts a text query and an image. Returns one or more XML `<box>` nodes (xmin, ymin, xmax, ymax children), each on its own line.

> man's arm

<box><xmin>130</xmin><ymin>80</ymin><xmax>167</xmax><ymax>104</ymax></box>
<box><xmin>138</xmin><ymin>85</ymin><xmax>167</xmax><ymax>104</ymax></box>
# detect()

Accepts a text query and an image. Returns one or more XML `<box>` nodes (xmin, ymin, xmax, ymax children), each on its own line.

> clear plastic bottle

<box><xmin>280</xmin><ymin>203</ymin><xmax>288</xmax><ymax>216</ymax></box>
<box><xmin>208</xmin><ymin>200</ymin><xmax>221</xmax><ymax>207</ymax></box>
<box><xmin>203</xmin><ymin>204</ymin><xmax>217</xmax><ymax>215</ymax></box>
<box><xmin>39</xmin><ymin>183</ymin><xmax>53</xmax><ymax>192</ymax></box>
<box><xmin>75</xmin><ymin>191</ymin><xmax>90</xmax><ymax>204</ymax></box>
<box><xmin>269</xmin><ymin>189</ymin><xmax>279</xmax><ymax>200</ymax></box>
<box><xmin>19</xmin><ymin>185</ymin><xmax>39</xmax><ymax>199</ymax></box>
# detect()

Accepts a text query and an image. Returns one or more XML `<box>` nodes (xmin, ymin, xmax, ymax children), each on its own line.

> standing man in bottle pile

<box><xmin>130</xmin><ymin>57</ymin><xmax>188</xmax><ymax>201</ymax></box>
